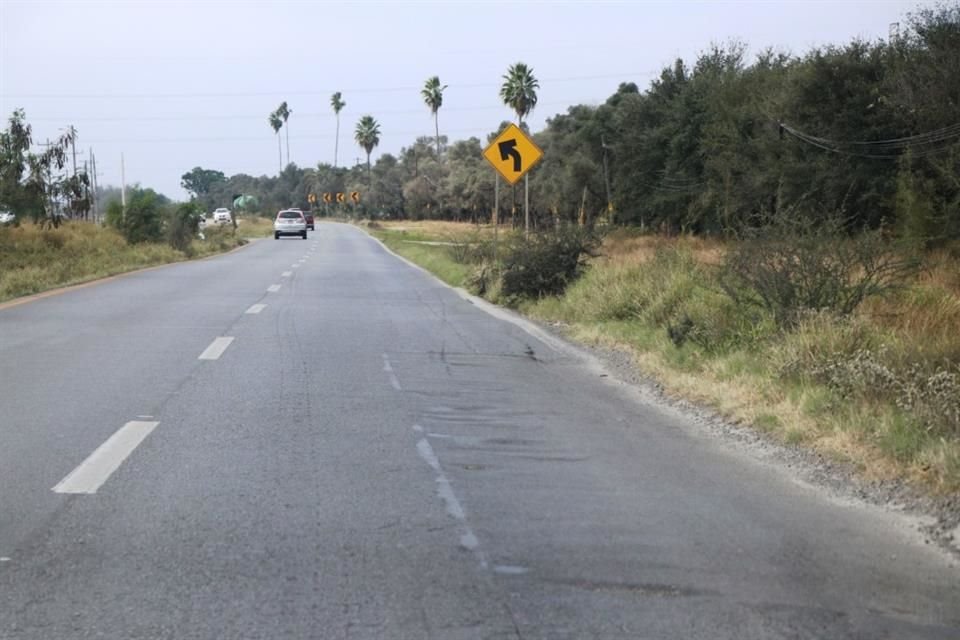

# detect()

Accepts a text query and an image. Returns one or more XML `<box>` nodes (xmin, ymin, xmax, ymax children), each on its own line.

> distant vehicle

<box><xmin>274</xmin><ymin>209</ymin><xmax>307</xmax><ymax>240</ymax></box>
<box><xmin>289</xmin><ymin>207</ymin><xmax>314</xmax><ymax>231</ymax></box>
<box><xmin>213</xmin><ymin>208</ymin><xmax>232</xmax><ymax>224</ymax></box>
<box><xmin>0</xmin><ymin>210</ymin><xmax>14</xmax><ymax>224</ymax></box>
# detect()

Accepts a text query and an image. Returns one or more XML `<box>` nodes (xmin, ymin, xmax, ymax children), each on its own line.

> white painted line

<box><xmin>281</xmin><ymin>271</ymin><xmax>292</xmax><ymax>277</ymax></box>
<box><xmin>245</xmin><ymin>303</ymin><xmax>266</xmax><ymax>314</ymax></box>
<box><xmin>494</xmin><ymin>565</ymin><xmax>529</xmax><ymax>575</ymax></box>
<box><xmin>267</xmin><ymin>284</ymin><xmax>281</xmax><ymax>293</ymax></box>
<box><xmin>292</xmin><ymin>264</ymin><xmax>300</xmax><ymax>269</ymax></box>
<box><xmin>137</xmin><ymin>415</ymin><xmax>153</xmax><ymax>419</ymax></box>
<box><xmin>416</xmin><ymin>438</ymin><xmax>488</xmax><ymax>568</ymax></box>
<box><xmin>198</xmin><ymin>336</ymin><xmax>234</xmax><ymax>360</ymax></box>
<box><xmin>52</xmin><ymin>421</ymin><xmax>159</xmax><ymax>494</ymax></box>
<box><xmin>0</xmin><ymin>557</ymin><xmax>10</xmax><ymax>562</ymax></box>
<box><xmin>382</xmin><ymin>353</ymin><xmax>402</xmax><ymax>390</ymax></box>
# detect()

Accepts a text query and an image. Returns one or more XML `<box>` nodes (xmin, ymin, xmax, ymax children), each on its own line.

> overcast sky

<box><xmin>0</xmin><ymin>0</ymin><xmax>933</xmax><ymax>200</ymax></box>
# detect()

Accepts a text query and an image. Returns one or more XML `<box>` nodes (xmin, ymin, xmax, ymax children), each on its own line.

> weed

<box><xmin>721</xmin><ymin>213</ymin><xmax>921</xmax><ymax>328</ymax></box>
<box><xmin>755</xmin><ymin>413</ymin><xmax>782</xmax><ymax>430</ymax></box>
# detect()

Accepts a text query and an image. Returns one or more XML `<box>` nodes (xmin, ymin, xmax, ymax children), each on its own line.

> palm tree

<box><xmin>421</xmin><ymin>76</ymin><xmax>447</xmax><ymax>159</ymax></box>
<box><xmin>500</xmin><ymin>62</ymin><xmax>539</xmax><ymax>234</ymax></box>
<box><xmin>330</xmin><ymin>92</ymin><xmax>345</xmax><ymax>167</ymax></box>
<box><xmin>277</xmin><ymin>101</ymin><xmax>292</xmax><ymax>166</ymax></box>
<box><xmin>269</xmin><ymin>111</ymin><xmax>283</xmax><ymax>172</ymax></box>
<box><xmin>499</xmin><ymin>62</ymin><xmax>539</xmax><ymax>126</ymax></box>
<box><xmin>354</xmin><ymin>115</ymin><xmax>381</xmax><ymax>186</ymax></box>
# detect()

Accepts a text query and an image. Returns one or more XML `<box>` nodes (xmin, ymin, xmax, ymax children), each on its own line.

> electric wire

<box><xmin>780</xmin><ymin>122</ymin><xmax>960</xmax><ymax>159</ymax></box>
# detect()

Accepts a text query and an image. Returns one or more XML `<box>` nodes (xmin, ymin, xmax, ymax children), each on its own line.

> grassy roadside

<box><xmin>367</xmin><ymin>222</ymin><xmax>491</xmax><ymax>287</ymax></box>
<box><xmin>0</xmin><ymin>221</ymin><xmax>253</xmax><ymax>303</ymax></box>
<box><xmin>368</xmin><ymin>220</ymin><xmax>960</xmax><ymax>495</ymax></box>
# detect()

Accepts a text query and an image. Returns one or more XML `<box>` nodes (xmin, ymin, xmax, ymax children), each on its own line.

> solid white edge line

<box><xmin>52</xmin><ymin>421</ymin><xmax>159</xmax><ymax>494</ymax></box>
<box><xmin>198</xmin><ymin>336</ymin><xmax>234</xmax><ymax>360</ymax></box>
<box><xmin>245</xmin><ymin>303</ymin><xmax>266</xmax><ymax>314</ymax></box>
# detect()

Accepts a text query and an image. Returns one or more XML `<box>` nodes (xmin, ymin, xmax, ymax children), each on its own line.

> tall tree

<box><xmin>180</xmin><ymin>167</ymin><xmax>226</xmax><ymax>200</ymax></box>
<box><xmin>277</xmin><ymin>102</ymin><xmax>292</xmax><ymax>166</ymax></box>
<box><xmin>499</xmin><ymin>62</ymin><xmax>539</xmax><ymax>126</ymax></box>
<box><xmin>269</xmin><ymin>111</ymin><xmax>283</xmax><ymax>172</ymax></box>
<box><xmin>421</xmin><ymin>76</ymin><xmax>448</xmax><ymax>158</ymax></box>
<box><xmin>330</xmin><ymin>92</ymin><xmax>346</xmax><ymax>167</ymax></box>
<box><xmin>354</xmin><ymin>115</ymin><xmax>381</xmax><ymax>186</ymax></box>
<box><xmin>500</xmin><ymin>62</ymin><xmax>540</xmax><ymax>233</ymax></box>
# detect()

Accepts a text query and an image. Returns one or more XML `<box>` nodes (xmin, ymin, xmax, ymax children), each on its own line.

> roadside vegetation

<box><xmin>0</xmin><ymin>221</ymin><xmax>246</xmax><ymax>303</ymax></box>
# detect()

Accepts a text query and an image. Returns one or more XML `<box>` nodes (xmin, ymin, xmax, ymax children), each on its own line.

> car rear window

<box><xmin>278</xmin><ymin>211</ymin><xmax>302</xmax><ymax>219</ymax></box>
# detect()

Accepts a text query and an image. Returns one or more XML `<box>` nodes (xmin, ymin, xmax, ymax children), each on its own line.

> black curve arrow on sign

<box><xmin>498</xmin><ymin>139</ymin><xmax>522</xmax><ymax>172</ymax></box>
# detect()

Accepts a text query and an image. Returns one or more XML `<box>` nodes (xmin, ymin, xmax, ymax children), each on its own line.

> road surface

<box><xmin>1</xmin><ymin>223</ymin><xmax>957</xmax><ymax>639</ymax></box>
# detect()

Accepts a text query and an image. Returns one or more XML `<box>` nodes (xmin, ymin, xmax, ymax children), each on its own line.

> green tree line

<box><xmin>9</xmin><ymin>6</ymin><xmax>953</xmax><ymax>243</ymax></box>
<box><xmin>185</xmin><ymin>6</ymin><xmax>957</xmax><ymax>243</ymax></box>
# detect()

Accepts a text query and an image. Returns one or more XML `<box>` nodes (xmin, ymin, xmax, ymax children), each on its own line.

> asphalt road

<box><xmin>1</xmin><ymin>222</ymin><xmax>957</xmax><ymax>639</ymax></box>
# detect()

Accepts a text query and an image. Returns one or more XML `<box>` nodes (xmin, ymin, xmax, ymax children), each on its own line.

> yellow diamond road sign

<box><xmin>482</xmin><ymin>123</ymin><xmax>543</xmax><ymax>185</ymax></box>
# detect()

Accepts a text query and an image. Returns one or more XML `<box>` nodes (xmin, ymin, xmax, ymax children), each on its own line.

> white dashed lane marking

<box><xmin>267</xmin><ymin>284</ymin><xmax>281</xmax><ymax>293</ymax></box>
<box><xmin>245</xmin><ymin>304</ymin><xmax>266</xmax><ymax>314</ymax></box>
<box><xmin>281</xmin><ymin>271</ymin><xmax>292</xmax><ymax>277</ymax></box>
<box><xmin>52</xmin><ymin>421</ymin><xmax>160</xmax><ymax>494</ymax></box>
<box><xmin>198</xmin><ymin>336</ymin><xmax>234</xmax><ymax>360</ymax></box>
<box><xmin>415</xmin><ymin>435</ymin><xmax>488</xmax><ymax>569</ymax></box>
<box><xmin>382</xmin><ymin>353</ymin><xmax>402</xmax><ymax>390</ymax></box>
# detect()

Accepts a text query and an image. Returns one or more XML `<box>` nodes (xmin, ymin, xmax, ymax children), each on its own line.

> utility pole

<box><xmin>82</xmin><ymin>160</ymin><xmax>89</xmax><ymax>220</ymax></box>
<box><xmin>44</xmin><ymin>139</ymin><xmax>53</xmax><ymax>219</ymax></box>
<box><xmin>89</xmin><ymin>148</ymin><xmax>99</xmax><ymax>222</ymax></box>
<box><xmin>601</xmin><ymin>134</ymin><xmax>613</xmax><ymax>224</ymax></box>
<box><xmin>493</xmin><ymin>173</ymin><xmax>499</xmax><ymax>264</ymax></box>
<box><xmin>69</xmin><ymin>125</ymin><xmax>77</xmax><ymax>177</ymax></box>
<box><xmin>524</xmin><ymin>174</ymin><xmax>530</xmax><ymax>236</ymax></box>
<box><xmin>520</xmin><ymin>117</ymin><xmax>530</xmax><ymax>237</ymax></box>
<box><xmin>121</xmin><ymin>152</ymin><xmax>126</xmax><ymax>211</ymax></box>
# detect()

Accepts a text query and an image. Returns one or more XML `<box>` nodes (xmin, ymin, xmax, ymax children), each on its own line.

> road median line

<box><xmin>52</xmin><ymin>421</ymin><xmax>159</xmax><ymax>494</ymax></box>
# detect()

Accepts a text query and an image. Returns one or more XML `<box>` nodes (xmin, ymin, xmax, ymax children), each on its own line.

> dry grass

<box><xmin>599</xmin><ymin>228</ymin><xmax>726</xmax><ymax>267</ymax></box>
<box><xmin>232</xmin><ymin>215</ymin><xmax>275</xmax><ymax>238</ymax></box>
<box><xmin>377</xmin><ymin>219</ymin><xmax>500</xmax><ymax>239</ymax></box>
<box><xmin>0</xmin><ymin>221</ymin><xmax>246</xmax><ymax>303</ymax></box>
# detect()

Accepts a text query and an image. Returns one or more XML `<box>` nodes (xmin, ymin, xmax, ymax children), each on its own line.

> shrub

<box><xmin>668</xmin><ymin>288</ymin><xmax>776</xmax><ymax>353</ymax></box>
<box><xmin>774</xmin><ymin>311</ymin><xmax>881</xmax><ymax>377</ymax></box>
<box><xmin>805</xmin><ymin>348</ymin><xmax>960</xmax><ymax>439</ymax></box>
<box><xmin>106</xmin><ymin>189</ymin><xmax>166</xmax><ymax>244</ymax></box>
<box><xmin>167</xmin><ymin>202</ymin><xmax>200</xmax><ymax>253</ymax></box>
<box><xmin>499</xmin><ymin>226</ymin><xmax>601</xmax><ymax>299</ymax></box>
<box><xmin>720</xmin><ymin>212</ymin><xmax>921</xmax><ymax>328</ymax></box>
<box><xmin>466</xmin><ymin>261</ymin><xmax>496</xmax><ymax>296</ymax></box>
<box><xmin>445</xmin><ymin>232</ymin><xmax>496</xmax><ymax>265</ymax></box>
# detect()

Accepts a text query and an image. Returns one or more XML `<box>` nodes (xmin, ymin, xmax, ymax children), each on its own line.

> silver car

<box><xmin>274</xmin><ymin>209</ymin><xmax>307</xmax><ymax>240</ymax></box>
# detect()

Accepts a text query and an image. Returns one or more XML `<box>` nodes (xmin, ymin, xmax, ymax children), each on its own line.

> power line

<box><xmin>20</xmin><ymin>99</ymin><xmax>600</xmax><ymax>123</ymax></box>
<box><xmin>81</xmin><ymin>127</ymin><xmax>495</xmax><ymax>145</ymax></box>
<box><xmin>0</xmin><ymin>71</ymin><xmax>657</xmax><ymax>100</ymax></box>
<box><xmin>780</xmin><ymin>122</ymin><xmax>960</xmax><ymax>159</ymax></box>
